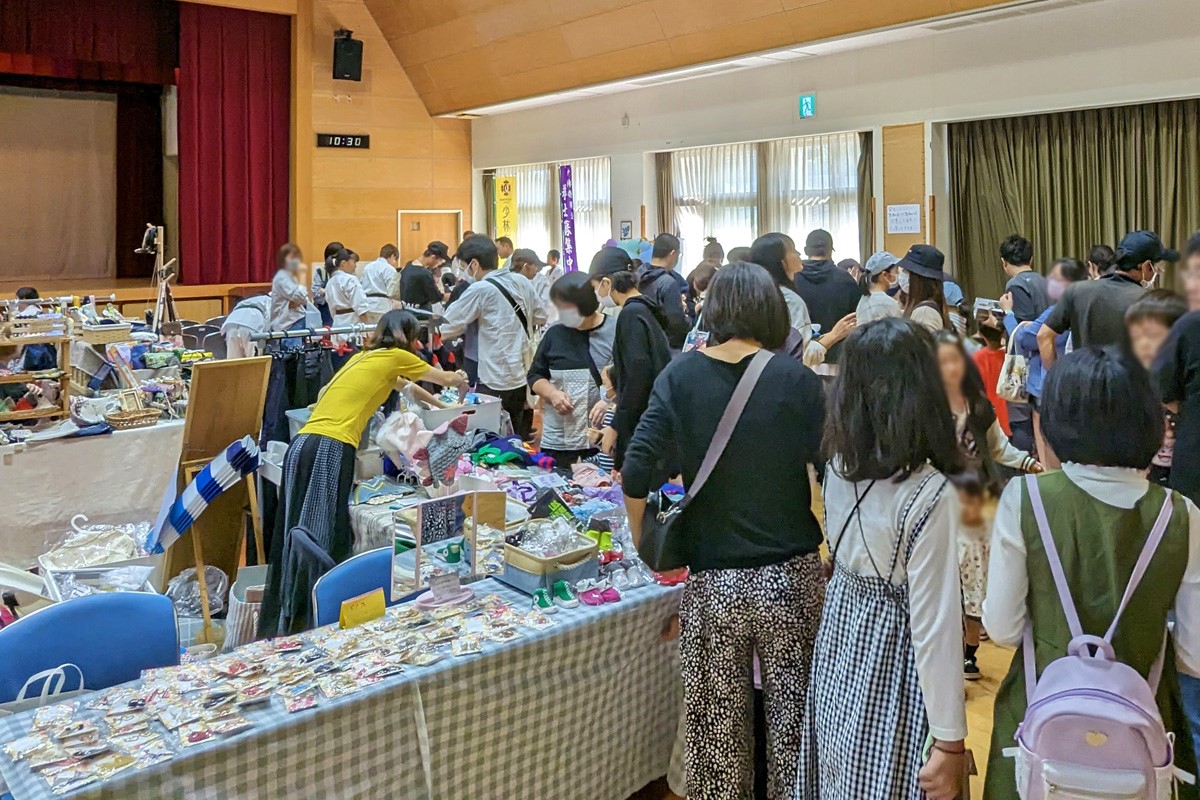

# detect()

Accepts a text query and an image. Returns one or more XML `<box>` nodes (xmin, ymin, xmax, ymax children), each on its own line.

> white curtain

<box><xmin>494</xmin><ymin>158</ymin><xmax>612</xmax><ymax>265</ymax></box>
<box><xmin>670</xmin><ymin>143</ymin><xmax>758</xmax><ymax>275</ymax></box>
<box><xmin>763</xmin><ymin>132</ymin><xmax>862</xmax><ymax>263</ymax></box>
<box><xmin>0</xmin><ymin>89</ymin><xmax>116</xmax><ymax>282</ymax></box>
<box><xmin>562</xmin><ymin>156</ymin><xmax>612</xmax><ymax>265</ymax></box>
<box><xmin>496</xmin><ymin>163</ymin><xmax>557</xmax><ymax>258</ymax></box>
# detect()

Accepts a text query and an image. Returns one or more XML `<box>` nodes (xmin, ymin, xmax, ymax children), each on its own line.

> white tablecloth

<box><xmin>0</xmin><ymin>421</ymin><xmax>185</xmax><ymax>569</ymax></box>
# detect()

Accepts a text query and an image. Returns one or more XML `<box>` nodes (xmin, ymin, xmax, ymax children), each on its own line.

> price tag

<box><xmin>339</xmin><ymin>588</ymin><xmax>385</xmax><ymax>629</ymax></box>
<box><xmin>429</xmin><ymin>573</ymin><xmax>462</xmax><ymax>602</ymax></box>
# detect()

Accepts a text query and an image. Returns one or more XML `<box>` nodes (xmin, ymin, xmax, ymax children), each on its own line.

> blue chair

<box><xmin>311</xmin><ymin>547</ymin><xmax>405</xmax><ymax>628</ymax></box>
<box><xmin>0</xmin><ymin>594</ymin><xmax>179</xmax><ymax>703</ymax></box>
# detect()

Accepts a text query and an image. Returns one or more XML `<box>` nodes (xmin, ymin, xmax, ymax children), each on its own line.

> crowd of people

<box><xmin>248</xmin><ymin>222</ymin><xmax>1200</xmax><ymax>799</ymax></box>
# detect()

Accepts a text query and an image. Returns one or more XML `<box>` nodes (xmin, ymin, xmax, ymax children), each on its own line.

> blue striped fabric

<box><xmin>151</xmin><ymin>436</ymin><xmax>260</xmax><ymax>553</ymax></box>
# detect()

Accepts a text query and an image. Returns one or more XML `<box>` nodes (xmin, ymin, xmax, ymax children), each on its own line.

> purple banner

<box><xmin>558</xmin><ymin>164</ymin><xmax>578</xmax><ymax>272</ymax></box>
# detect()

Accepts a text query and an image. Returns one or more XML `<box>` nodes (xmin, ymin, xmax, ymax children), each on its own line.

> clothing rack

<box><xmin>248</xmin><ymin>308</ymin><xmax>439</xmax><ymax>342</ymax></box>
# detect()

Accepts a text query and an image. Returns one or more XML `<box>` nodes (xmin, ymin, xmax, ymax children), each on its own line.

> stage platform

<box><xmin>0</xmin><ymin>279</ymin><xmax>270</xmax><ymax>321</ymax></box>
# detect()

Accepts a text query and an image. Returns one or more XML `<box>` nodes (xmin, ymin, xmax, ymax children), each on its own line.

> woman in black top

<box><xmin>590</xmin><ymin>248</ymin><xmax>672</xmax><ymax>469</ymax></box>
<box><xmin>623</xmin><ymin>262</ymin><xmax>826</xmax><ymax>800</ymax></box>
<box><xmin>527</xmin><ymin>272</ymin><xmax>615</xmax><ymax>466</ymax></box>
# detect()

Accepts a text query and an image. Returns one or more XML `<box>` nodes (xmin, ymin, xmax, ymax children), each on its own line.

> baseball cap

<box><xmin>805</xmin><ymin>229</ymin><xmax>834</xmax><ymax>254</ymax></box>
<box><xmin>864</xmin><ymin>251</ymin><xmax>900</xmax><ymax>276</ymax></box>
<box><xmin>588</xmin><ymin>246</ymin><xmax>634</xmax><ymax>279</ymax></box>
<box><xmin>1116</xmin><ymin>231</ymin><xmax>1179</xmax><ymax>267</ymax></box>
<box><xmin>510</xmin><ymin>248</ymin><xmax>546</xmax><ymax>269</ymax></box>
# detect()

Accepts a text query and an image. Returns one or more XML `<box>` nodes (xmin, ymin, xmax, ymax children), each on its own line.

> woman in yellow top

<box><xmin>259</xmin><ymin>310</ymin><xmax>467</xmax><ymax>636</ymax></box>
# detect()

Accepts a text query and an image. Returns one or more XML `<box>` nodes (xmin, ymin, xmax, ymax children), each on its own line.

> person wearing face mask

<box><xmin>527</xmin><ymin>271</ymin><xmax>616</xmax><ymax>466</ymax></box>
<box><xmin>270</xmin><ymin>243</ymin><xmax>311</xmax><ymax>344</ymax></box>
<box><xmin>589</xmin><ymin>246</ymin><xmax>672</xmax><ymax>469</ymax></box>
<box><xmin>1002</xmin><ymin>257</ymin><xmax>1089</xmax><ymax>466</ymax></box>
<box><xmin>856</xmin><ymin>251</ymin><xmax>903</xmax><ymax>324</ymax></box>
<box><xmin>509</xmin><ymin>248</ymin><xmax>556</xmax><ymax>325</ymax></box>
<box><xmin>1040</xmin><ymin>231</ymin><xmax>1178</xmax><ymax>367</ymax></box>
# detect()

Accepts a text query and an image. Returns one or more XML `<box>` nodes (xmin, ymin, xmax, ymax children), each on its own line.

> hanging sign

<box><xmin>559</xmin><ymin>165</ymin><xmax>578</xmax><ymax>272</ymax></box>
<box><xmin>494</xmin><ymin>175</ymin><xmax>518</xmax><ymax>240</ymax></box>
<box><xmin>798</xmin><ymin>93</ymin><xmax>817</xmax><ymax>119</ymax></box>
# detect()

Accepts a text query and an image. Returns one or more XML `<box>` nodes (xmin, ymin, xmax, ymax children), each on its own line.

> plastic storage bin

<box><xmin>416</xmin><ymin>394</ymin><xmax>503</xmax><ymax>435</ymax></box>
<box><xmin>495</xmin><ymin>537</ymin><xmax>598</xmax><ymax>595</ymax></box>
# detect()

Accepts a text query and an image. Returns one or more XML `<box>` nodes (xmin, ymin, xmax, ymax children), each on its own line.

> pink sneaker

<box><xmin>600</xmin><ymin>586</ymin><xmax>621</xmax><ymax>603</ymax></box>
<box><xmin>575</xmin><ymin>579</ymin><xmax>606</xmax><ymax>606</ymax></box>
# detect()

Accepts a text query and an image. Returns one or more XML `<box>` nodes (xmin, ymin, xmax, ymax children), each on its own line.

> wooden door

<box><xmin>399</xmin><ymin>211</ymin><xmax>462</xmax><ymax>264</ymax></box>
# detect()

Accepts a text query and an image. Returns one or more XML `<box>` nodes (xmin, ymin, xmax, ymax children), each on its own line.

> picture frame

<box><xmin>619</xmin><ymin>220</ymin><xmax>633</xmax><ymax>240</ymax></box>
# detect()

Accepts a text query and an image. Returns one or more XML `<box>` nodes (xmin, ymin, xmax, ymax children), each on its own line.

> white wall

<box><xmin>471</xmin><ymin>0</ymin><xmax>1200</xmax><ymax>247</ymax></box>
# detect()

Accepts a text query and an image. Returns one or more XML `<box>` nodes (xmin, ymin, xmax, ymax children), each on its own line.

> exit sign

<box><xmin>798</xmin><ymin>93</ymin><xmax>816</xmax><ymax>119</ymax></box>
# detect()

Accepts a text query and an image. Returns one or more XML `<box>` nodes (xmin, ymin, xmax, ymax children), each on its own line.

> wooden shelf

<box><xmin>0</xmin><ymin>372</ymin><xmax>33</xmax><ymax>385</ymax></box>
<box><xmin>0</xmin><ymin>405</ymin><xmax>66</xmax><ymax>422</ymax></box>
<box><xmin>0</xmin><ymin>334</ymin><xmax>71</xmax><ymax>346</ymax></box>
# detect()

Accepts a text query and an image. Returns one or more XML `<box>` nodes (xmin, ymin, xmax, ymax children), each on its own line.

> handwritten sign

<box><xmin>339</xmin><ymin>588</ymin><xmax>385</xmax><ymax>629</ymax></box>
<box><xmin>886</xmin><ymin>204</ymin><xmax>922</xmax><ymax>235</ymax></box>
<box><xmin>429</xmin><ymin>573</ymin><xmax>462</xmax><ymax>602</ymax></box>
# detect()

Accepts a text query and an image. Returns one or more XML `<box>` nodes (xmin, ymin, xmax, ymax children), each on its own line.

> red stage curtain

<box><xmin>0</xmin><ymin>0</ymin><xmax>177</xmax><ymax>84</ymax></box>
<box><xmin>116</xmin><ymin>91</ymin><xmax>164</xmax><ymax>280</ymax></box>
<box><xmin>177</xmin><ymin>3</ymin><xmax>289</xmax><ymax>285</ymax></box>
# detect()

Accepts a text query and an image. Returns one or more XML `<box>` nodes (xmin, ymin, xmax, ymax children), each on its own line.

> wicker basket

<box><xmin>80</xmin><ymin>324</ymin><xmax>133</xmax><ymax>345</ymax></box>
<box><xmin>104</xmin><ymin>408</ymin><xmax>161</xmax><ymax>430</ymax></box>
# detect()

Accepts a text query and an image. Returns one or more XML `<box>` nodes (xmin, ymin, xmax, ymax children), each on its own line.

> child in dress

<box><xmin>956</xmin><ymin>473</ymin><xmax>991</xmax><ymax>681</ymax></box>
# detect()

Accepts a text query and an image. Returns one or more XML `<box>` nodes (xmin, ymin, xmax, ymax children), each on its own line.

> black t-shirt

<box><xmin>1044</xmin><ymin>272</ymin><xmax>1145</xmax><ymax>349</ymax></box>
<box><xmin>1005</xmin><ymin>269</ymin><xmax>1050</xmax><ymax>322</ymax></box>
<box><xmin>1154</xmin><ymin>311</ymin><xmax>1200</xmax><ymax>504</ymax></box>
<box><xmin>622</xmin><ymin>351</ymin><xmax>825</xmax><ymax>571</ymax></box>
<box><xmin>401</xmin><ymin>263</ymin><xmax>442</xmax><ymax>310</ymax></box>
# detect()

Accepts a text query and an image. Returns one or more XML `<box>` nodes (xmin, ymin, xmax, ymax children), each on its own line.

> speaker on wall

<box><xmin>333</xmin><ymin>29</ymin><xmax>362</xmax><ymax>81</ymax></box>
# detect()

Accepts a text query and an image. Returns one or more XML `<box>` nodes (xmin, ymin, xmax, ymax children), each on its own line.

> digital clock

<box><xmin>316</xmin><ymin>133</ymin><xmax>370</xmax><ymax>149</ymax></box>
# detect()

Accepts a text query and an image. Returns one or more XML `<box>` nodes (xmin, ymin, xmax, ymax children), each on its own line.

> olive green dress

<box><xmin>985</xmin><ymin>472</ymin><xmax>1198</xmax><ymax>800</ymax></box>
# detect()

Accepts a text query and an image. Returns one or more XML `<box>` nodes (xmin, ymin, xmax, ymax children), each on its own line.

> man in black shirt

<box><xmin>399</xmin><ymin>241</ymin><xmax>449</xmax><ymax>312</ymax></box>
<box><xmin>999</xmin><ymin>235</ymin><xmax>1050</xmax><ymax>322</ymax></box>
<box><xmin>793</xmin><ymin>229</ymin><xmax>860</xmax><ymax>367</ymax></box>
<box><xmin>637</xmin><ymin>233</ymin><xmax>690</xmax><ymax>351</ymax></box>
<box><xmin>1153</xmin><ymin>232</ymin><xmax>1200</xmax><ymax>506</ymax></box>
<box><xmin>1040</xmin><ymin>230</ymin><xmax>1177</xmax><ymax>367</ymax></box>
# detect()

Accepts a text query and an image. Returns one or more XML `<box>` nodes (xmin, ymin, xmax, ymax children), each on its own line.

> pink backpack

<box><xmin>1007</xmin><ymin>474</ymin><xmax>1193</xmax><ymax>799</ymax></box>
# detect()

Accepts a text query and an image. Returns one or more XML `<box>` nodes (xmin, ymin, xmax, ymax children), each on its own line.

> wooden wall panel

<box><xmin>361</xmin><ymin>0</ymin><xmax>1019</xmax><ymax>114</ymax></box>
<box><xmin>882</xmin><ymin>123</ymin><xmax>927</xmax><ymax>256</ymax></box>
<box><xmin>307</xmin><ymin>0</ymin><xmax>472</xmax><ymax>264</ymax></box>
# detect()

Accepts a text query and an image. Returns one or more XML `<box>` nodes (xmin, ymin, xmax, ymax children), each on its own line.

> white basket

<box><xmin>221</xmin><ymin>565</ymin><xmax>268</xmax><ymax>653</ymax></box>
<box><xmin>415</xmin><ymin>394</ymin><xmax>503</xmax><ymax>435</ymax></box>
<box><xmin>259</xmin><ymin>441</ymin><xmax>288</xmax><ymax>486</ymax></box>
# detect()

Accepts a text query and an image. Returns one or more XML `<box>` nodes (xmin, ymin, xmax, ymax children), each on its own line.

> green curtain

<box><xmin>949</xmin><ymin>99</ymin><xmax>1200</xmax><ymax>301</ymax></box>
<box><xmin>654</xmin><ymin>151</ymin><xmax>675</xmax><ymax>235</ymax></box>
<box><xmin>857</xmin><ymin>130</ymin><xmax>874</xmax><ymax>262</ymax></box>
<box><xmin>482</xmin><ymin>169</ymin><xmax>496</xmax><ymax>238</ymax></box>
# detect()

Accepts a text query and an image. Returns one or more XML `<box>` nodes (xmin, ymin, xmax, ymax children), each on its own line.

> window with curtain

<box><xmin>670</xmin><ymin>143</ymin><xmax>759</xmax><ymax>273</ymax></box>
<box><xmin>492</xmin><ymin>157</ymin><xmax>612</xmax><ymax>263</ymax></box>
<box><xmin>562</xmin><ymin>157</ymin><xmax>612</xmax><ymax>262</ymax></box>
<box><xmin>763</xmin><ymin>132</ymin><xmax>863</xmax><ymax>263</ymax></box>
<box><xmin>495</xmin><ymin>162</ymin><xmax>557</xmax><ymax>258</ymax></box>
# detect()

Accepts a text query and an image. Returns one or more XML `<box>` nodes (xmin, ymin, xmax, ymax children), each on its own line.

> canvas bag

<box><xmin>1006</xmin><ymin>474</ymin><xmax>1193</xmax><ymax>800</ymax></box>
<box><xmin>997</xmin><ymin>322</ymin><xmax>1030</xmax><ymax>403</ymax></box>
<box><xmin>638</xmin><ymin>350</ymin><xmax>772</xmax><ymax>572</ymax></box>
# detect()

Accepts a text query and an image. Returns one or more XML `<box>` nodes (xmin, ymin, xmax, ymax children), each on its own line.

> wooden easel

<box><xmin>168</xmin><ymin>357</ymin><xmax>272</xmax><ymax>645</ymax></box>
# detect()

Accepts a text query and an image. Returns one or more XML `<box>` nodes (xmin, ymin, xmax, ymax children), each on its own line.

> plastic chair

<box><xmin>0</xmin><ymin>594</ymin><xmax>179</xmax><ymax>703</ymax></box>
<box><xmin>180</xmin><ymin>333</ymin><xmax>199</xmax><ymax>351</ymax></box>
<box><xmin>183</xmin><ymin>324</ymin><xmax>220</xmax><ymax>340</ymax></box>
<box><xmin>202</xmin><ymin>331</ymin><xmax>228</xmax><ymax>360</ymax></box>
<box><xmin>311</xmin><ymin>547</ymin><xmax>404</xmax><ymax>628</ymax></box>
<box><xmin>205</xmin><ymin>316</ymin><xmax>227</xmax><ymax>328</ymax></box>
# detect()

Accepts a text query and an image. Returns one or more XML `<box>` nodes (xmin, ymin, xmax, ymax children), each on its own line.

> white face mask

<box><xmin>898</xmin><ymin>269</ymin><xmax>911</xmax><ymax>293</ymax></box>
<box><xmin>285</xmin><ymin>257</ymin><xmax>302</xmax><ymax>273</ymax></box>
<box><xmin>462</xmin><ymin>262</ymin><xmax>477</xmax><ymax>284</ymax></box>
<box><xmin>558</xmin><ymin>308</ymin><xmax>584</xmax><ymax>329</ymax></box>
<box><xmin>596</xmin><ymin>283</ymin><xmax>617</xmax><ymax>309</ymax></box>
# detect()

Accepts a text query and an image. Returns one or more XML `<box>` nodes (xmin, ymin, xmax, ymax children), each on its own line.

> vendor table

<box><xmin>0</xmin><ymin>422</ymin><xmax>184</xmax><ymax>573</ymax></box>
<box><xmin>0</xmin><ymin>579</ymin><xmax>683</xmax><ymax>800</ymax></box>
<box><xmin>0</xmin><ymin>421</ymin><xmax>184</xmax><ymax>569</ymax></box>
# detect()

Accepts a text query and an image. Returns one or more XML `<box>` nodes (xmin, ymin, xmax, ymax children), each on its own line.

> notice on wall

<box><xmin>886</xmin><ymin>204</ymin><xmax>922</xmax><ymax>235</ymax></box>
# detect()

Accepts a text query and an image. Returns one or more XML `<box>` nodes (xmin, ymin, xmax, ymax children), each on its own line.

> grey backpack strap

<box><xmin>678</xmin><ymin>350</ymin><xmax>773</xmax><ymax>511</ymax></box>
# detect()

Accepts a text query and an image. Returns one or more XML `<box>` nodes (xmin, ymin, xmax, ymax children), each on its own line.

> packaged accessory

<box><xmin>996</xmin><ymin>322</ymin><xmax>1030</xmax><ymax>403</ymax></box>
